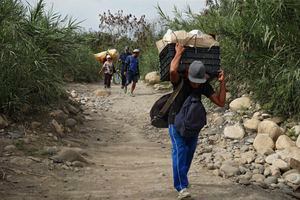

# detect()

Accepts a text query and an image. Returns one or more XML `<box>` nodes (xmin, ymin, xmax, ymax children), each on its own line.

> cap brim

<box><xmin>188</xmin><ymin>75</ymin><xmax>207</xmax><ymax>84</ymax></box>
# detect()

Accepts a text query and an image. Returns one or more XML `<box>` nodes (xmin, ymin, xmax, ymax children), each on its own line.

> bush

<box><xmin>159</xmin><ymin>0</ymin><xmax>300</xmax><ymax>117</ymax></box>
<box><xmin>0</xmin><ymin>0</ymin><xmax>99</xmax><ymax>114</ymax></box>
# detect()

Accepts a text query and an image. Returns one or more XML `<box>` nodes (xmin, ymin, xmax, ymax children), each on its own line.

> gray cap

<box><xmin>188</xmin><ymin>60</ymin><xmax>207</xmax><ymax>84</ymax></box>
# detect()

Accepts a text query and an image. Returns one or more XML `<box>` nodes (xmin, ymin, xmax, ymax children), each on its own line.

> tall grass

<box><xmin>159</xmin><ymin>0</ymin><xmax>300</xmax><ymax>117</ymax></box>
<box><xmin>0</xmin><ymin>0</ymin><xmax>99</xmax><ymax>115</ymax></box>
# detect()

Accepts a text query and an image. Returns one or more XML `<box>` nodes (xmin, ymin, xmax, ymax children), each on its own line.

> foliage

<box><xmin>0</xmin><ymin>0</ymin><xmax>99</xmax><ymax>114</ymax></box>
<box><xmin>159</xmin><ymin>0</ymin><xmax>300</xmax><ymax>117</ymax></box>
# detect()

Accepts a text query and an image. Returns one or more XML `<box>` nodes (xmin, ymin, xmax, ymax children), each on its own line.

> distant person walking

<box><xmin>168</xmin><ymin>44</ymin><xmax>226</xmax><ymax>199</ymax></box>
<box><xmin>101</xmin><ymin>55</ymin><xmax>115</xmax><ymax>88</ymax></box>
<box><xmin>124</xmin><ymin>49</ymin><xmax>140</xmax><ymax>96</ymax></box>
<box><xmin>119</xmin><ymin>46</ymin><xmax>131</xmax><ymax>89</ymax></box>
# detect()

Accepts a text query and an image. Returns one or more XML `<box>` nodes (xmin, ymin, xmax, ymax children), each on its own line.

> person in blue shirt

<box><xmin>119</xmin><ymin>46</ymin><xmax>131</xmax><ymax>89</ymax></box>
<box><xmin>124</xmin><ymin>49</ymin><xmax>140</xmax><ymax>96</ymax></box>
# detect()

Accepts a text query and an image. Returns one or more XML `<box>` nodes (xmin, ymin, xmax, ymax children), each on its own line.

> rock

<box><xmin>283</xmin><ymin>169</ymin><xmax>300</xmax><ymax>185</ymax></box>
<box><xmin>145</xmin><ymin>71</ymin><xmax>160</xmax><ymax>85</ymax></box>
<box><xmin>255</xmin><ymin>156</ymin><xmax>265</xmax><ymax>164</ymax></box>
<box><xmin>239</xmin><ymin>175</ymin><xmax>251</xmax><ymax>185</ymax></box>
<box><xmin>72</xmin><ymin>161</ymin><xmax>85</xmax><ymax>168</ymax></box>
<box><xmin>290</xmin><ymin>158</ymin><xmax>300</xmax><ymax>171</ymax></box>
<box><xmin>296</xmin><ymin>135</ymin><xmax>300</xmax><ymax>148</ymax></box>
<box><xmin>253</xmin><ymin>112</ymin><xmax>262</xmax><ymax>119</ymax></box>
<box><xmin>265</xmin><ymin>153</ymin><xmax>280</xmax><ymax>164</ymax></box>
<box><xmin>66</xmin><ymin>104</ymin><xmax>80</xmax><ymax>115</ymax></box>
<box><xmin>153</xmin><ymin>83</ymin><xmax>172</xmax><ymax>91</ymax></box>
<box><xmin>49</xmin><ymin>110</ymin><xmax>67</xmax><ymax>121</ymax></box>
<box><xmin>270</xmin><ymin>165</ymin><xmax>281</xmax><ymax>176</ymax></box>
<box><xmin>240</xmin><ymin>151</ymin><xmax>256</xmax><ymax>164</ymax></box>
<box><xmin>264</xmin><ymin>167</ymin><xmax>272</xmax><ymax>177</ymax></box>
<box><xmin>278</xmin><ymin>146</ymin><xmax>300</xmax><ymax>160</ymax></box>
<box><xmin>0</xmin><ymin>115</ymin><xmax>9</xmax><ymax>129</ymax></box>
<box><xmin>70</xmin><ymin>90</ymin><xmax>78</xmax><ymax>98</ymax></box>
<box><xmin>65</xmin><ymin>118</ymin><xmax>77</xmax><ymax>128</ymax></box>
<box><xmin>220</xmin><ymin>161</ymin><xmax>240</xmax><ymax>177</ymax></box>
<box><xmin>43</xmin><ymin>146</ymin><xmax>59</xmax><ymax>155</ymax></box>
<box><xmin>257</xmin><ymin>120</ymin><xmax>283</xmax><ymax>141</ymax></box>
<box><xmin>292</xmin><ymin>125</ymin><xmax>300</xmax><ymax>136</ymax></box>
<box><xmin>4</xmin><ymin>145</ymin><xmax>17</xmax><ymax>152</ymax></box>
<box><xmin>253</xmin><ymin>134</ymin><xmax>274</xmax><ymax>154</ymax></box>
<box><xmin>94</xmin><ymin>89</ymin><xmax>111</xmax><ymax>97</ymax></box>
<box><xmin>266</xmin><ymin>117</ymin><xmax>284</xmax><ymax>125</ymax></box>
<box><xmin>229</xmin><ymin>97</ymin><xmax>251</xmax><ymax>111</ymax></box>
<box><xmin>212</xmin><ymin>169</ymin><xmax>221</xmax><ymax>176</ymax></box>
<box><xmin>213</xmin><ymin>116</ymin><xmax>224</xmax><ymax>126</ymax></box>
<box><xmin>244</xmin><ymin>118</ymin><xmax>260</xmax><ymax>132</ymax></box>
<box><xmin>264</xmin><ymin>176</ymin><xmax>278</xmax><ymax>185</ymax></box>
<box><xmin>10</xmin><ymin>157</ymin><xmax>34</xmax><ymax>166</ymax></box>
<box><xmin>7</xmin><ymin>130</ymin><xmax>24</xmax><ymax>139</ymax></box>
<box><xmin>31</xmin><ymin>121</ymin><xmax>41</xmax><ymax>129</ymax></box>
<box><xmin>275</xmin><ymin>135</ymin><xmax>295</xmax><ymax>150</ymax></box>
<box><xmin>224</xmin><ymin>124</ymin><xmax>245</xmax><ymax>139</ymax></box>
<box><xmin>226</xmin><ymin>92</ymin><xmax>232</xmax><ymax>101</ymax></box>
<box><xmin>272</xmin><ymin>159</ymin><xmax>290</xmax><ymax>171</ymax></box>
<box><xmin>50</xmin><ymin>148</ymin><xmax>91</xmax><ymax>164</ymax></box>
<box><xmin>251</xmin><ymin>174</ymin><xmax>265</xmax><ymax>183</ymax></box>
<box><xmin>261</xmin><ymin>113</ymin><xmax>271</xmax><ymax>119</ymax></box>
<box><xmin>51</xmin><ymin>119</ymin><xmax>64</xmax><ymax>136</ymax></box>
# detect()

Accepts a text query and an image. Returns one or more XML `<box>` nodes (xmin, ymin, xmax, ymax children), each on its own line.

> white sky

<box><xmin>21</xmin><ymin>0</ymin><xmax>206</xmax><ymax>30</ymax></box>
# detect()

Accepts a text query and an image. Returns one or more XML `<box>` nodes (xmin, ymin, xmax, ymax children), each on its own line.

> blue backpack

<box><xmin>174</xmin><ymin>95</ymin><xmax>207</xmax><ymax>137</ymax></box>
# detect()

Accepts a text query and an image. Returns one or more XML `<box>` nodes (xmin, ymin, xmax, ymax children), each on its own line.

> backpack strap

<box><xmin>159</xmin><ymin>80</ymin><xmax>184</xmax><ymax>116</ymax></box>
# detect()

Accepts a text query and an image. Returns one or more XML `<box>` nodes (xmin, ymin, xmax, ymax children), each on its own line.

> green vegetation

<box><xmin>159</xmin><ymin>0</ymin><xmax>300</xmax><ymax>117</ymax></box>
<box><xmin>0</xmin><ymin>0</ymin><xmax>99</xmax><ymax>114</ymax></box>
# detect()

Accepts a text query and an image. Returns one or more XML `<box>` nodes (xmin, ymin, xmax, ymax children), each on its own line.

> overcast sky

<box><xmin>21</xmin><ymin>0</ymin><xmax>206</xmax><ymax>30</ymax></box>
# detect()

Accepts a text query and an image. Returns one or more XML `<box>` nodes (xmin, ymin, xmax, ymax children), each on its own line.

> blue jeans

<box><xmin>169</xmin><ymin>124</ymin><xmax>199</xmax><ymax>192</ymax></box>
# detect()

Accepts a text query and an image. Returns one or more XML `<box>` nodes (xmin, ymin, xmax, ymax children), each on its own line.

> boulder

<box><xmin>31</xmin><ymin>121</ymin><xmax>41</xmax><ymax>129</ymax></box>
<box><xmin>94</xmin><ymin>89</ymin><xmax>111</xmax><ymax>97</ymax></box>
<box><xmin>4</xmin><ymin>145</ymin><xmax>17</xmax><ymax>152</ymax></box>
<box><xmin>145</xmin><ymin>71</ymin><xmax>160</xmax><ymax>85</ymax></box>
<box><xmin>269</xmin><ymin>165</ymin><xmax>281</xmax><ymax>176</ymax></box>
<box><xmin>229</xmin><ymin>97</ymin><xmax>251</xmax><ymax>111</ymax></box>
<box><xmin>70</xmin><ymin>90</ymin><xmax>78</xmax><ymax>98</ymax></box>
<box><xmin>265</xmin><ymin>153</ymin><xmax>280</xmax><ymax>164</ymax></box>
<box><xmin>51</xmin><ymin>119</ymin><xmax>64</xmax><ymax>136</ymax></box>
<box><xmin>283</xmin><ymin>169</ymin><xmax>300</xmax><ymax>185</ymax></box>
<box><xmin>50</xmin><ymin>148</ymin><xmax>90</xmax><ymax>164</ymax></box>
<box><xmin>272</xmin><ymin>159</ymin><xmax>290</xmax><ymax>171</ymax></box>
<box><xmin>277</xmin><ymin>147</ymin><xmax>300</xmax><ymax>163</ymax></box>
<box><xmin>296</xmin><ymin>135</ymin><xmax>300</xmax><ymax>148</ymax></box>
<box><xmin>220</xmin><ymin>161</ymin><xmax>240</xmax><ymax>177</ymax></box>
<box><xmin>264</xmin><ymin>176</ymin><xmax>278</xmax><ymax>185</ymax></box>
<box><xmin>0</xmin><ymin>115</ymin><xmax>9</xmax><ymax>129</ymax></box>
<box><xmin>275</xmin><ymin>135</ymin><xmax>296</xmax><ymax>150</ymax></box>
<box><xmin>65</xmin><ymin>118</ymin><xmax>77</xmax><ymax>128</ymax></box>
<box><xmin>243</xmin><ymin>118</ymin><xmax>260</xmax><ymax>132</ymax></box>
<box><xmin>50</xmin><ymin>110</ymin><xmax>67</xmax><ymax>121</ymax></box>
<box><xmin>153</xmin><ymin>83</ymin><xmax>172</xmax><ymax>91</ymax></box>
<box><xmin>251</xmin><ymin>174</ymin><xmax>265</xmax><ymax>183</ymax></box>
<box><xmin>290</xmin><ymin>158</ymin><xmax>300</xmax><ymax>171</ymax></box>
<box><xmin>224</xmin><ymin>124</ymin><xmax>245</xmax><ymax>139</ymax></box>
<box><xmin>257</xmin><ymin>120</ymin><xmax>283</xmax><ymax>141</ymax></box>
<box><xmin>253</xmin><ymin>134</ymin><xmax>275</xmax><ymax>154</ymax></box>
<box><xmin>292</xmin><ymin>125</ymin><xmax>300</xmax><ymax>136</ymax></box>
<box><xmin>240</xmin><ymin>151</ymin><xmax>256</xmax><ymax>164</ymax></box>
<box><xmin>213</xmin><ymin>116</ymin><xmax>225</xmax><ymax>126</ymax></box>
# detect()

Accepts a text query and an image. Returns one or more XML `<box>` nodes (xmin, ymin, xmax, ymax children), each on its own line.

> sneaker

<box><xmin>124</xmin><ymin>86</ymin><xmax>127</xmax><ymax>94</ymax></box>
<box><xmin>178</xmin><ymin>188</ymin><xmax>191</xmax><ymax>200</ymax></box>
<box><xmin>129</xmin><ymin>92</ymin><xmax>135</xmax><ymax>97</ymax></box>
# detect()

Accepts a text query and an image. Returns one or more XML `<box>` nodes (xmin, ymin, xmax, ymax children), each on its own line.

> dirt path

<box><xmin>1</xmin><ymin>82</ymin><xmax>296</xmax><ymax>200</ymax></box>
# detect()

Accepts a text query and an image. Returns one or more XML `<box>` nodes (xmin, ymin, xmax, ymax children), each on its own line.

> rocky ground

<box><xmin>0</xmin><ymin>76</ymin><xmax>299</xmax><ymax>199</ymax></box>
